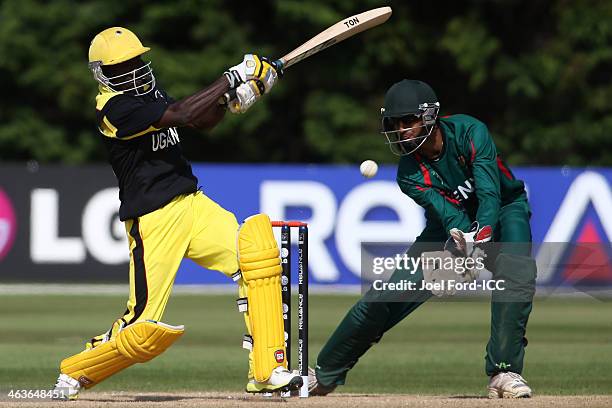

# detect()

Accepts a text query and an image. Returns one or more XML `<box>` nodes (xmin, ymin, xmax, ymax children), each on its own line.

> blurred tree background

<box><xmin>0</xmin><ymin>0</ymin><xmax>611</xmax><ymax>165</ymax></box>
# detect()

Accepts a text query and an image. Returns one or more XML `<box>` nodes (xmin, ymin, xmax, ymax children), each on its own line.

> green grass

<box><xmin>1</xmin><ymin>294</ymin><xmax>611</xmax><ymax>395</ymax></box>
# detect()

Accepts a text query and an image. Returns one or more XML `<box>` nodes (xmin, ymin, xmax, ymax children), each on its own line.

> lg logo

<box><xmin>30</xmin><ymin>188</ymin><xmax>127</xmax><ymax>264</ymax></box>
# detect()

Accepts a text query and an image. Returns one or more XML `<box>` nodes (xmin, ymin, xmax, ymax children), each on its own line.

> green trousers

<box><xmin>316</xmin><ymin>198</ymin><xmax>537</xmax><ymax>386</ymax></box>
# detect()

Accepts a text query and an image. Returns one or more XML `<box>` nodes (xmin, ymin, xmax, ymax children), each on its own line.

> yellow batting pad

<box><xmin>116</xmin><ymin>321</ymin><xmax>184</xmax><ymax>362</ymax></box>
<box><xmin>60</xmin><ymin>321</ymin><xmax>184</xmax><ymax>388</ymax></box>
<box><xmin>60</xmin><ymin>336</ymin><xmax>131</xmax><ymax>388</ymax></box>
<box><xmin>238</xmin><ymin>214</ymin><xmax>286</xmax><ymax>382</ymax></box>
<box><xmin>238</xmin><ymin>214</ymin><xmax>283</xmax><ymax>280</ymax></box>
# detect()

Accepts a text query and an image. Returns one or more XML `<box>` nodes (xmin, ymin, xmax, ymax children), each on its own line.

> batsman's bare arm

<box><xmin>156</xmin><ymin>76</ymin><xmax>230</xmax><ymax>130</ymax></box>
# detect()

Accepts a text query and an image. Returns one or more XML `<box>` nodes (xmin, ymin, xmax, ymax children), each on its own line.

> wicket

<box><xmin>272</xmin><ymin>221</ymin><xmax>309</xmax><ymax>398</ymax></box>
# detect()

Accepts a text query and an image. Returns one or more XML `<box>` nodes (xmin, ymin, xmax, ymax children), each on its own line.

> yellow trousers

<box><xmin>121</xmin><ymin>191</ymin><xmax>239</xmax><ymax>325</ymax></box>
<box><xmin>73</xmin><ymin>190</ymin><xmax>282</xmax><ymax>383</ymax></box>
<box><xmin>93</xmin><ymin>191</ymin><xmax>259</xmax><ymax>377</ymax></box>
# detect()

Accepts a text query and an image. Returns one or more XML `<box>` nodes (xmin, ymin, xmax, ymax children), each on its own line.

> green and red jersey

<box><xmin>396</xmin><ymin>114</ymin><xmax>526</xmax><ymax>236</ymax></box>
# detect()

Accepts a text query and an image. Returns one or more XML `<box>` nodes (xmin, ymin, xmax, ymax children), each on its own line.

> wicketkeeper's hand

<box><xmin>224</xmin><ymin>54</ymin><xmax>280</xmax><ymax>94</ymax></box>
<box><xmin>422</xmin><ymin>250</ymin><xmax>482</xmax><ymax>297</ymax></box>
<box><xmin>421</xmin><ymin>222</ymin><xmax>491</xmax><ymax>297</ymax></box>
<box><xmin>446</xmin><ymin>221</ymin><xmax>492</xmax><ymax>259</ymax></box>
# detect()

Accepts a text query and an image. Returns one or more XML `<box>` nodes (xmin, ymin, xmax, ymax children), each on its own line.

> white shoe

<box><xmin>307</xmin><ymin>366</ymin><xmax>336</xmax><ymax>396</ymax></box>
<box><xmin>488</xmin><ymin>372</ymin><xmax>532</xmax><ymax>398</ymax></box>
<box><xmin>53</xmin><ymin>373</ymin><xmax>81</xmax><ymax>400</ymax></box>
<box><xmin>246</xmin><ymin>366</ymin><xmax>303</xmax><ymax>394</ymax></box>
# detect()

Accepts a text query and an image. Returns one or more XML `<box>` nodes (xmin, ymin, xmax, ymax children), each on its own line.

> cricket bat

<box><xmin>273</xmin><ymin>6</ymin><xmax>393</xmax><ymax>70</ymax></box>
<box><xmin>222</xmin><ymin>7</ymin><xmax>392</xmax><ymax>105</ymax></box>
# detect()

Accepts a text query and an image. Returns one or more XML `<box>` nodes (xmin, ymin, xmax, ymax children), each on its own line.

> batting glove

<box><xmin>224</xmin><ymin>54</ymin><xmax>279</xmax><ymax>94</ymax></box>
<box><xmin>226</xmin><ymin>80</ymin><xmax>264</xmax><ymax>114</ymax></box>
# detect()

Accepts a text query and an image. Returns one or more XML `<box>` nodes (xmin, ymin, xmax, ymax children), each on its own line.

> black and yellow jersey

<box><xmin>95</xmin><ymin>87</ymin><xmax>197</xmax><ymax>220</ymax></box>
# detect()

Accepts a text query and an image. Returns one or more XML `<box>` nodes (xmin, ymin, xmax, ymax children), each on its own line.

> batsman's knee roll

<box><xmin>60</xmin><ymin>320</ymin><xmax>184</xmax><ymax>388</ymax></box>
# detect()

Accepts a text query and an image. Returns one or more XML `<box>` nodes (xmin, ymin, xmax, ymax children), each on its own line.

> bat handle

<box><xmin>271</xmin><ymin>59</ymin><xmax>285</xmax><ymax>76</ymax></box>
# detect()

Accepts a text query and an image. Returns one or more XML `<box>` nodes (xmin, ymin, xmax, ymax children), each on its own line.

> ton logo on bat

<box><xmin>344</xmin><ymin>17</ymin><xmax>359</xmax><ymax>28</ymax></box>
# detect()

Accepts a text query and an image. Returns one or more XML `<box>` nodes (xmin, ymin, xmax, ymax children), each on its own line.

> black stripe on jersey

<box><xmin>128</xmin><ymin>218</ymin><xmax>148</xmax><ymax>324</ymax></box>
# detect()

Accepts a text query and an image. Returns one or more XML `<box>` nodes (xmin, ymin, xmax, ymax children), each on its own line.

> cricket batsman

<box><xmin>310</xmin><ymin>80</ymin><xmax>536</xmax><ymax>398</ymax></box>
<box><xmin>53</xmin><ymin>27</ymin><xmax>302</xmax><ymax>399</ymax></box>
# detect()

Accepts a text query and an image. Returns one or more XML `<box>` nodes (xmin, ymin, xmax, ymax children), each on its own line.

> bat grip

<box><xmin>272</xmin><ymin>59</ymin><xmax>285</xmax><ymax>76</ymax></box>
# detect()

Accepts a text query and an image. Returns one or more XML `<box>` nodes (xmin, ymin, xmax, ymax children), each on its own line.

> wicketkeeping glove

<box><xmin>224</xmin><ymin>54</ymin><xmax>279</xmax><ymax>94</ymax></box>
<box><xmin>421</xmin><ymin>250</ymin><xmax>482</xmax><ymax>297</ymax></box>
<box><xmin>445</xmin><ymin>221</ymin><xmax>492</xmax><ymax>259</ymax></box>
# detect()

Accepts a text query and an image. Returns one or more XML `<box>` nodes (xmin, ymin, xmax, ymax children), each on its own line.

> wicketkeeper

<box><xmin>53</xmin><ymin>27</ymin><xmax>301</xmax><ymax>399</ymax></box>
<box><xmin>310</xmin><ymin>80</ymin><xmax>536</xmax><ymax>398</ymax></box>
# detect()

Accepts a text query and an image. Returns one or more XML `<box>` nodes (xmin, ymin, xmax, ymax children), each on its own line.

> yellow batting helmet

<box><xmin>88</xmin><ymin>27</ymin><xmax>150</xmax><ymax>66</ymax></box>
<box><xmin>88</xmin><ymin>27</ymin><xmax>156</xmax><ymax>95</ymax></box>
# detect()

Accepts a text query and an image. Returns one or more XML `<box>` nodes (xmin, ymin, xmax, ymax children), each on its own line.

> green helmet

<box><xmin>380</xmin><ymin>80</ymin><xmax>440</xmax><ymax>155</ymax></box>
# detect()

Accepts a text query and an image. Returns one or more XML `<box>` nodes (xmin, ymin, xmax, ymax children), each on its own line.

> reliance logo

<box><xmin>0</xmin><ymin>188</ymin><xmax>17</xmax><ymax>260</ymax></box>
